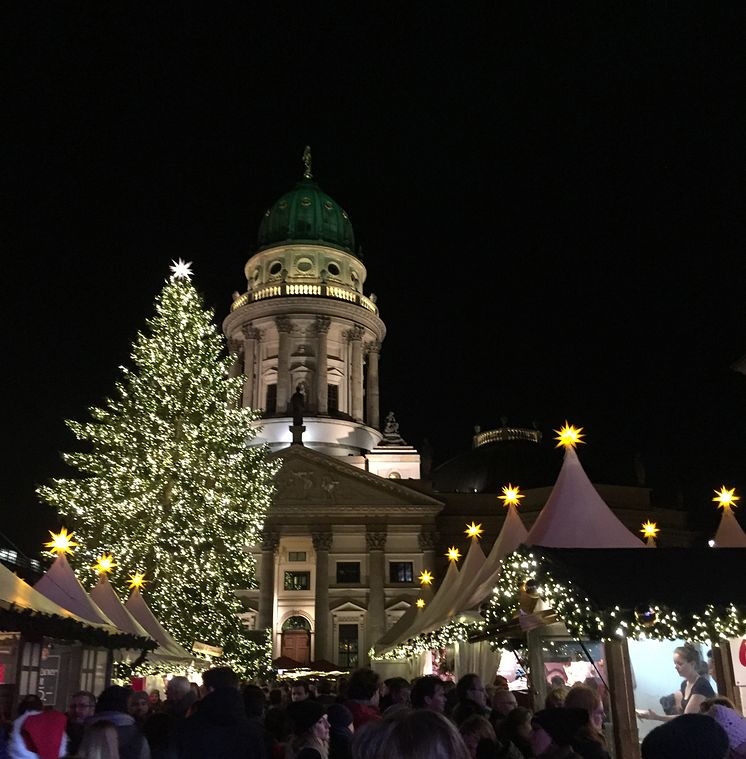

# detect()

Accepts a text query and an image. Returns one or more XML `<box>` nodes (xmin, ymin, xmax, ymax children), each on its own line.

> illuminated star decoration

<box><xmin>418</xmin><ymin>569</ymin><xmax>434</xmax><ymax>586</ymax></box>
<box><xmin>169</xmin><ymin>258</ymin><xmax>194</xmax><ymax>281</ymax></box>
<box><xmin>416</xmin><ymin>598</ymin><xmax>426</xmax><ymax>609</ymax></box>
<box><xmin>465</xmin><ymin>521</ymin><xmax>484</xmax><ymax>539</ymax></box>
<box><xmin>128</xmin><ymin>572</ymin><xmax>148</xmax><ymax>590</ymax></box>
<box><xmin>640</xmin><ymin>521</ymin><xmax>659</xmax><ymax>540</ymax></box>
<box><xmin>446</xmin><ymin>546</ymin><xmax>462</xmax><ymax>562</ymax></box>
<box><xmin>92</xmin><ymin>554</ymin><xmax>117</xmax><ymax>575</ymax></box>
<box><xmin>713</xmin><ymin>486</ymin><xmax>740</xmax><ymax>512</ymax></box>
<box><xmin>554</xmin><ymin>421</ymin><xmax>585</xmax><ymax>449</ymax></box>
<box><xmin>44</xmin><ymin>528</ymin><xmax>79</xmax><ymax>555</ymax></box>
<box><xmin>499</xmin><ymin>483</ymin><xmax>525</xmax><ymax>508</ymax></box>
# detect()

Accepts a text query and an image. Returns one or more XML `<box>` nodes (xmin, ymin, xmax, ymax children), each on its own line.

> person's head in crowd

<box><xmin>701</xmin><ymin>696</ymin><xmax>737</xmax><ymax>713</ymax></box>
<box><xmin>410</xmin><ymin>675</ymin><xmax>446</xmax><ymax>713</ymax></box>
<box><xmin>674</xmin><ymin>643</ymin><xmax>706</xmax><ymax>679</ymax></box>
<box><xmin>564</xmin><ymin>683</ymin><xmax>605</xmax><ymax>733</ymax></box>
<box><xmin>455</xmin><ymin>674</ymin><xmax>488</xmax><ymax>710</ymax></box>
<box><xmin>166</xmin><ymin>675</ymin><xmax>191</xmax><ymax>702</ymax></box>
<box><xmin>17</xmin><ymin>694</ymin><xmax>43</xmax><ymax>716</ymax></box>
<box><xmin>127</xmin><ymin>690</ymin><xmax>150</xmax><ymax>722</ymax></box>
<box><xmin>148</xmin><ymin>689</ymin><xmax>162</xmax><ymax>707</ymax></box>
<box><xmin>493</xmin><ymin>675</ymin><xmax>509</xmax><ymax>690</ymax></box>
<box><xmin>346</xmin><ymin>667</ymin><xmax>381</xmax><ymax>706</ymax></box>
<box><xmin>381</xmin><ymin>677</ymin><xmax>411</xmax><ymax>711</ymax></box>
<box><xmin>641</xmin><ymin>712</ymin><xmax>729</xmax><ymax>759</ymax></box>
<box><xmin>496</xmin><ymin>706</ymin><xmax>533</xmax><ymax>755</ymax></box>
<box><xmin>545</xmin><ymin>685</ymin><xmax>569</xmax><ymax>709</ymax></box>
<box><xmin>96</xmin><ymin>685</ymin><xmax>131</xmax><ymax>715</ymax></box>
<box><xmin>68</xmin><ymin>690</ymin><xmax>96</xmax><ymax>724</ymax></box>
<box><xmin>202</xmin><ymin>666</ymin><xmax>239</xmax><ymax>692</ymax></box>
<box><xmin>550</xmin><ymin>674</ymin><xmax>566</xmax><ymax>688</ymax></box>
<box><xmin>286</xmin><ymin>699</ymin><xmax>329</xmax><ymax>756</ymax></box>
<box><xmin>327</xmin><ymin>702</ymin><xmax>354</xmax><ymax>735</ymax></box>
<box><xmin>458</xmin><ymin>713</ymin><xmax>496</xmax><ymax>759</ymax></box>
<box><xmin>491</xmin><ymin>687</ymin><xmax>517</xmax><ymax>716</ymax></box>
<box><xmin>704</xmin><ymin>704</ymin><xmax>746</xmax><ymax>757</ymax></box>
<box><xmin>78</xmin><ymin>718</ymin><xmax>119</xmax><ymax>759</ymax></box>
<box><xmin>290</xmin><ymin>680</ymin><xmax>311</xmax><ymax>702</ymax></box>
<box><xmin>268</xmin><ymin>687</ymin><xmax>283</xmax><ymax>707</ymax></box>
<box><xmin>242</xmin><ymin>684</ymin><xmax>267</xmax><ymax>719</ymax></box>
<box><xmin>352</xmin><ymin>708</ymin><xmax>470</xmax><ymax>759</ymax></box>
<box><xmin>530</xmin><ymin>708</ymin><xmax>589</xmax><ymax>755</ymax></box>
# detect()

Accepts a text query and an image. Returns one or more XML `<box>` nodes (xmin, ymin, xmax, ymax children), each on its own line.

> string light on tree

<box><xmin>465</xmin><ymin>522</ymin><xmax>484</xmax><ymax>539</ymax></box>
<box><xmin>44</xmin><ymin>528</ymin><xmax>79</xmax><ymax>556</ymax></box>
<box><xmin>499</xmin><ymin>483</ymin><xmax>524</xmax><ymax>508</ymax></box>
<box><xmin>554</xmin><ymin>421</ymin><xmax>585</xmax><ymax>449</ymax></box>
<box><xmin>445</xmin><ymin>546</ymin><xmax>462</xmax><ymax>562</ymax></box>
<box><xmin>713</xmin><ymin>486</ymin><xmax>740</xmax><ymax>511</ymax></box>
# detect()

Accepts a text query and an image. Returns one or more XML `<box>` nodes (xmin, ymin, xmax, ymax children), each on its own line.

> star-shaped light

<box><xmin>169</xmin><ymin>258</ymin><xmax>194</xmax><ymax>281</ymax></box>
<box><xmin>713</xmin><ymin>486</ymin><xmax>740</xmax><ymax>511</ymax></box>
<box><xmin>416</xmin><ymin>598</ymin><xmax>426</xmax><ymax>609</ymax></box>
<box><xmin>128</xmin><ymin>572</ymin><xmax>148</xmax><ymax>589</ymax></box>
<box><xmin>445</xmin><ymin>546</ymin><xmax>462</xmax><ymax>562</ymax></box>
<box><xmin>44</xmin><ymin>528</ymin><xmax>78</xmax><ymax>555</ymax></box>
<box><xmin>418</xmin><ymin>569</ymin><xmax>434</xmax><ymax>586</ymax></box>
<box><xmin>92</xmin><ymin>554</ymin><xmax>117</xmax><ymax>574</ymax></box>
<box><xmin>499</xmin><ymin>483</ymin><xmax>525</xmax><ymax>508</ymax></box>
<box><xmin>465</xmin><ymin>521</ymin><xmax>484</xmax><ymax>539</ymax></box>
<box><xmin>640</xmin><ymin>521</ymin><xmax>659</xmax><ymax>540</ymax></box>
<box><xmin>554</xmin><ymin>421</ymin><xmax>585</xmax><ymax>449</ymax></box>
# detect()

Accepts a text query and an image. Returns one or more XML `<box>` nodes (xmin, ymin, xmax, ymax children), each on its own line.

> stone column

<box><xmin>258</xmin><ymin>531</ymin><xmax>279</xmax><ymax>633</ymax></box>
<box><xmin>312</xmin><ymin>529</ymin><xmax>333</xmax><ymax>661</ymax></box>
<box><xmin>315</xmin><ymin>316</ymin><xmax>331</xmax><ymax>415</ymax></box>
<box><xmin>365</xmin><ymin>340</ymin><xmax>381</xmax><ymax>429</ymax></box>
<box><xmin>348</xmin><ymin>326</ymin><xmax>365</xmax><ymax>422</ymax></box>
<box><xmin>418</xmin><ymin>529</ymin><xmax>438</xmax><ymax>577</ymax></box>
<box><xmin>276</xmin><ymin>316</ymin><xmax>292</xmax><ymax>414</ymax></box>
<box><xmin>241</xmin><ymin>324</ymin><xmax>260</xmax><ymax>409</ymax></box>
<box><xmin>365</xmin><ymin>528</ymin><xmax>387</xmax><ymax>662</ymax></box>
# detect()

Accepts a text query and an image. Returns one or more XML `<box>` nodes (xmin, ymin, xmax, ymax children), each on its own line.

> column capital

<box><xmin>366</xmin><ymin>529</ymin><xmax>387</xmax><ymax>551</ymax></box>
<box><xmin>313</xmin><ymin>315</ymin><xmax>331</xmax><ymax>335</ymax></box>
<box><xmin>418</xmin><ymin>530</ymin><xmax>439</xmax><ymax>552</ymax></box>
<box><xmin>312</xmin><ymin>530</ymin><xmax>333</xmax><ymax>552</ymax></box>
<box><xmin>242</xmin><ymin>324</ymin><xmax>261</xmax><ymax>340</ymax></box>
<box><xmin>260</xmin><ymin>531</ymin><xmax>280</xmax><ymax>552</ymax></box>
<box><xmin>227</xmin><ymin>338</ymin><xmax>243</xmax><ymax>353</ymax></box>
<box><xmin>365</xmin><ymin>340</ymin><xmax>382</xmax><ymax>355</ymax></box>
<box><xmin>344</xmin><ymin>325</ymin><xmax>365</xmax><ymax>342</ymax></box>
<box><xmin>276</xmin><ymin>315</ymin><xmax>294</xmax><ymax>334</ymax></box>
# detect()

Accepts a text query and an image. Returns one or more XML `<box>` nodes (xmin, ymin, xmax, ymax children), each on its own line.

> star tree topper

<box><xmin>170</xmin><ymin>259</ymin><xmax>194</xmax><ymax>281</ymax></box>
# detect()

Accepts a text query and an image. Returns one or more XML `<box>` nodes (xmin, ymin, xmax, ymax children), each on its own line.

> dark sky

<box><xmin>4</xmin><ymin>3</ymin><xmax>746</xmax><ymax>555</ymax></box>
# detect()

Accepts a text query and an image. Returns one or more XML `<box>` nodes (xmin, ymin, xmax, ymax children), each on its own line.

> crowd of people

<box><xmin>2</xmin><ymin>662</ymin><xmax>746</xmax><ymax>759</ymax></box>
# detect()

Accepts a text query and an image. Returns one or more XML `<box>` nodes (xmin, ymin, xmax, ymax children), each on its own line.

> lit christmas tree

<box><xmin>38</xmin><ymin>261</ymin><xmax>279</xmax><ymax>675</ymax></box>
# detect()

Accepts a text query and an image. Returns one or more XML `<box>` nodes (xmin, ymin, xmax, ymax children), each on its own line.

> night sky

<box><xmin>5</xmin><ymin>4</ymin><xmax>746</xmax><ymax>555</ymax></box>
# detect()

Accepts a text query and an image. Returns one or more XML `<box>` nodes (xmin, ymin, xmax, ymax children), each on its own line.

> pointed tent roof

<box><xmin>431</xmin><ymin>534</ymin><xmax>486</xmax><ymax>628</ymax></box>
<box><xmin>526</xmin><ymin>448</ymin><xmax>644</xmax><ymax>548</ymax></box>
<box><xmin>34</xmin><ymin>553</ymin><xmax>117</xmax><ymax>626</ymax></box>
<box><xmin>89</xmin><ymin>575</ymin><xmax>153</xmax><ymax>639</ymax></box>
<box><xmin>713</xmin><ymin>508</ymin><xmax>746</xmax><ymax>548</ymax></box>
<box><xmin>125</xmin><ymin>588</ymin><xmax>194</xmax><ymax>660</ymax></box>
<box><xmin>373</xmin><ymin>585</ymin><xmax>435</xmax><ymax>654</ymax></box>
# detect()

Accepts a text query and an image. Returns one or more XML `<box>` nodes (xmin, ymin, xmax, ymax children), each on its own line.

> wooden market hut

<box><xmin>474</xmin><ymin>544</ymin><xmax>746</xmax><ymax>759</ymax></box>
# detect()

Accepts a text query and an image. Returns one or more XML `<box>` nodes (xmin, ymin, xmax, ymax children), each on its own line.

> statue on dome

<box><xmin>382</xmin><ymin>411</ymin><xmax>406</xmax><ymax>445</ymax></box>
<box><xmin>291</xmin><ymin>385</ymin><xmax>305</xmax><ymax>427</ymax></box>
<box><xmin>302</xmin><ymin>145</ymin><xmax>312</xmax><ymax>179</ymax></box>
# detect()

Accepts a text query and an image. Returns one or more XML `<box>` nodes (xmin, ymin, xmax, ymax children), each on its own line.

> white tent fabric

<box><xmin>125</xmin><ymin>588</ymin><xmax>194</xmax><ymax>661</ymax></box>
<box><xmin>34</xmin><ymin>554</ymin><xmax>117</xmax><ymax>626</ymax></box>
<box><xmin>89</xmin><ymin>576</ymin><xmax>152</xmax><ymax>639</ymax></box>
<box><xmin>526</xmin><ymin>447</ymin><xmax>644</xmax><ymax>548</ymax></box>
<box><xmin>454</xmin><ymin>638</ymin><xmax>501</xmax><ymax>683</ymax></box>
<box><xmin>0</xmin><ymin>561</ymin><xmax>115</xmax><ymax>633</ymax></box>
<box><xmin>713</xmin><ymin>508</ymin><xmax>746</xmax><ymax>548</ymax></box>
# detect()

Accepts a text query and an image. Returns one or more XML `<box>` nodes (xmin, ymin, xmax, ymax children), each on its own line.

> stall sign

<box><xmin>730</xmin><ymin>638</ymin><xmax>746</xmax><ymax>686</ymax></box>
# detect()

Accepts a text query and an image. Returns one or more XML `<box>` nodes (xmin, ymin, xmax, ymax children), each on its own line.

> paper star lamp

<box><xmin>465</xmin><ymin>522</ymin><xmax>484</xmax><ymax>539</ymax></box>
<box><xmin>169</xmin><ymin>258</ymin><xmax>194</xmax><ymax>281</ymax></box>
<box><xmin>640</xmin><ymin>521</ymin><xmax>659</xmax><ymax>540</ymax></box>
<box><xmin>416</xmin><ymin>598</ymin><xmax>426</xmax><ymax>609</ymax></box>
<box><xmin>92</xmin><ymin>554</ymin><xmax>117</xmax><ymax>574</ymax></box>
<box><xmin>554</xmin><ymin>421</ymin><xmax>585</xmax><ymax>449</ymax></box>
<box><xmin>445</xmin><ymin>546</ymin><xmax>462</xmax><ymax>562</ymax></box>
<box><xmin>713</xmin><ymin>486</ymin><xmax>739</xmax><ymax>511</ymax></box>
<box><xmin>44</xmin><ymin>528</ymin><xmax>79</xmax><ymax>555</ymax></box>
<box><xmin>128</xmin><ymin>572</ymin><xmax>148</xmax><ymax>589</ymax></box>
<box><xmin>418</xmin><ymin>569</ymin><xmax>434</xmax><ymax>586</ymax></box>
<box><xmin>499</xmin><ymin>483</ymin><xmax>525</xmax><ymax>508</ymax></box>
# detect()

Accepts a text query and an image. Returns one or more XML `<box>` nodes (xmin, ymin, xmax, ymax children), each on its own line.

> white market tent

<box><xmin>713</xmin><ymin>505</ymin><xmax>746</xmax><ymax>548</ymax></box>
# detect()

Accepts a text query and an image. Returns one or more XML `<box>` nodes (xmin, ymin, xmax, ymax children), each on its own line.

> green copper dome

<box><xmin>257</xmin><ymin>149</ymin><xmax>356</xmax><ymax>256</ymax></box>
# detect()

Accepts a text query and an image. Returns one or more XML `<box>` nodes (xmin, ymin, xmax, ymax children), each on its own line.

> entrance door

<box><xmin>281</xmin><ymin>630</ymin><xmax>310</xmax><ymax>665</ymax></box>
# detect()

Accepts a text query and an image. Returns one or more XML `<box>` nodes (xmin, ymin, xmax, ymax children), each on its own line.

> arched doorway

<box><xmin>281</xmin><ymin>616</ymin><xmax>311</xmax><ymax>665</ymax></box>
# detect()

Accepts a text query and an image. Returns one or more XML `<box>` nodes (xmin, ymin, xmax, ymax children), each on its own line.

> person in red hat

<box><xmin>9</xmin><ymin>695</ymin><xmax>68</xmax><ymax>759</ymax></box>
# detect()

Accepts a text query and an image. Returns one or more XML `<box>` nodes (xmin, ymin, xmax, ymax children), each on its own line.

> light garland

<box><xmin>372</xmin><ymin>618</ymin><xmax>485</xmax><ymax>661</ymax></box>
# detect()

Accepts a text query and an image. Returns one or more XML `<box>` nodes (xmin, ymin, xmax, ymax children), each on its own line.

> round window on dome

<box><xmin>269</xmin><ymin>261</ymin><xmax>283</xmax><ymax>276</ymax></box>
<box><xmin>296</xmin><ymin>258</ymin><xmax>313</xmax><ymax>273</ymax></box>
<box><xmin>323</xmin><ymin>200</ymin><xmax>333</xmax><ymax>211</ymax></box>
<box><xmin>278</xmin><ymin>200</ymin><xmax>288</xmax><ymax>210</ymax></box>
<box><xmin>327</xmin><ymin>262</ymin><xmax>340</xmax><ymax>276</ymax></box>
<box><xmin>300</xmin><ymin>196</ymin><xmax>312</xmax><ymax>207</ymax></box>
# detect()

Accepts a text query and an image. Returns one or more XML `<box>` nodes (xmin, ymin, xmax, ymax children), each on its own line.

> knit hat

<box><xmin>326</xmin><ymin>703</ymin><xmax>353</xmax><ymax>730</ymax></box>
<box><xmin>286</xmin><ymin>699</ymin><xmax>327</xmax><ymax>734</ymax></box>
<box><xmin>707</xmin><ymin>705</ymin><xmax>746</xmax><ymax>750</ymax></box>
<box><xmin>641</xmin><ymin>713</ymin><xmax>729</xmax><ymax>759</ymax></box>
<box><xmin>532</xmin><ymin>707</ymin><xmax>588</xmax><ymax>746</ymax></box>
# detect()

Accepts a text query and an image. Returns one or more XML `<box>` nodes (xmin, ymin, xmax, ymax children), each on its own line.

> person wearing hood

<box><xmin>325</xmin><ymin>703</ymin><xmax>353</xmax><ymax>759</ymax></box>
<box><xmin>178</xmin><ymin>667</ymin><xmax>263</xmax><ymax>759</ymax></box>
<box><xmin>529</xmin><ymin>708</ymin><xmax>588</xmax><ymax>759</ymax></box>
<box><xmin>88</xmin><ymin>686</ymin><xmax>150</xmax><ymax>759</ymax></box>
<box><xmin>285</xmin><ymin>700</ymin><xmax>329</xmax><ymax>759</ymax></box>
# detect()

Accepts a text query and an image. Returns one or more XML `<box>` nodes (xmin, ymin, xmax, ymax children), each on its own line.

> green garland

<box><xmin>372</xmin><ymin>618</ymin><xmax>484</xmax><ymax>661</ymax></box>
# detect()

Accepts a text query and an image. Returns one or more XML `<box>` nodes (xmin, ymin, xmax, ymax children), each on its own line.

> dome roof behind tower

<box><xmin>257</xmin><ymin>147</ymin><xmax>356</xmax><ymax>255</ymax></box>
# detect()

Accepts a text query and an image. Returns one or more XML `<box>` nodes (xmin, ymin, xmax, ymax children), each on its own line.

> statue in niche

<box><xmin>291</xmin><ymin>385</ymin><xmax>305</xmax><ymax>427</ymax></box>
